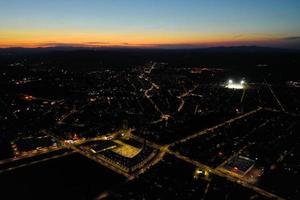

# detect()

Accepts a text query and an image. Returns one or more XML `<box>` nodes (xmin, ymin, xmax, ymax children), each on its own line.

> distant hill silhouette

<box><xmin>0</xmin><ymin>46</ymin><xmax>299</xmax><ymax>55</ymax></box>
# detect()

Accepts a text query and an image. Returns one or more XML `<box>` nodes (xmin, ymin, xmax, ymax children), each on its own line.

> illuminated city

<box><xmin>0</xmin><ymin>1</ymin><xmax>300</xmax><ymax>200</ymax></box>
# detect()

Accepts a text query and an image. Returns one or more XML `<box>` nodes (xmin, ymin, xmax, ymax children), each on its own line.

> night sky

<box><xmin>1</xmin><ymin>0</ymin><xmax>300</xmax><ymax>48</ymax></box>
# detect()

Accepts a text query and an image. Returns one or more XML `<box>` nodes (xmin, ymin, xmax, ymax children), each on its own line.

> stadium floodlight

<box><xmin>225</xmin><ymin>78</ymin><xmax>245</xmax><ymax>89</ymax></box>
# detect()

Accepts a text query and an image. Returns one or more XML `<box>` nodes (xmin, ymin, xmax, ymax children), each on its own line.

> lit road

<box><xmin>167</xmin><ymin>149</ymin><xmax>284</xmax><ymax>200</ymax></box>
<box><xmin>125</xmin><ymin>108</ymin><xmax>284</xmax><ymax>200</ymax></box>
<box><xmin>0</xmin><ymin>146</ymin><xmax>65</xmax><ymax>166</ymax></box>
<box><xmin>139</xmin><ymin>62</ymin><xmax>175</xmax><ymax>126</ymax></box>
<box><xmin>117</xmin><ymin>129</ymin><xmax>284</xmax><ymax>200</ymax></box>
<box><xmin>171</xmin><ymin>106</ymin><xmax>263</xmax><ymax>146</ymax></box>
<box><xmin>43</xmin><ymin>130</ymin><xmax>132</xmax><ymax>177</ymax></box>
<box><xmin>264</xmin><ymin>79</ymin><xmax>286</xmax><ymax>112</ymax></box>
<box><xmin>57</xmin><ymin>102</ymin><xmax>91</xmax><ymax>125</ymax></box>
<box><xmin>0</xmin><ymin>106</ymin><xmax>285</xmax><ymax>199</ymax></box>
<box><xmin>142</xmin><ymin>141</ymin><xmax>285</xmax><ymax>200</ymax></box>
<box><xmin>0</xmin><ymin>149</ymin><xmax>74</xmax><ymax>174</ymax></box>
<box><xmin>42</xmin><ymin>129</ymin><xmax>163</xmax><ymax>178</ymax></box>
<box><xmin>177</xmin><ymin>84</ymin><xmax>199</xmax><ymax>112</ymax></box>
<box><xmin>216</xmin><ymin>119</ymin><xmax>271</xmax><ymax>169</ymax></box>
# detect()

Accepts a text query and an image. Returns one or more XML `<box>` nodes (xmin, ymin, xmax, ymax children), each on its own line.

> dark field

<box><xmin>0</xmin><ymin>154</ymin><xmax>125</xmax><ymax>200</ymax></box>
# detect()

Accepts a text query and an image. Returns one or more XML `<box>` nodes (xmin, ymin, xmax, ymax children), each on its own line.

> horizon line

<box><xmin>1</xmin><ymin>44</ymin><xmax>299</xmax><ymax>51</ymax></box>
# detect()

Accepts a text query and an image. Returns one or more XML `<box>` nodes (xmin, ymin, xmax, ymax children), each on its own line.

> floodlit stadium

<box><xmin>225</xmin><ymin>79</ymin><xmax>246</xmax><ymax>89</ymax></box>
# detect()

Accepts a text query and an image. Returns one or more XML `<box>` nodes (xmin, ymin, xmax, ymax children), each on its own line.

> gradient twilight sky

<box><xmin>1</xmin><ymin>0</ymin><xmax>300</xmax><ymax>48</ymax></box>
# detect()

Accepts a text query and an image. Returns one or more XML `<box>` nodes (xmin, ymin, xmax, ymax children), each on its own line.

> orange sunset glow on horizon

<box><xmin>1</xmin><ymin>0</ymin><xmax>300</xmax><ymax>49</ymax></box>
<box><xmin>0</xmin><ymin>30</ymin><xmax>294</xmax><ymax>49</ymax></box>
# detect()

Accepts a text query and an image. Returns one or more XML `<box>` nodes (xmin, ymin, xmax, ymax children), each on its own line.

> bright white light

<box><xmin>225</xmin><ymin>79</ymin><xmax>245</xmax><ymax>89</ymax></box>
<box><xmin>226</xmin><ymin>83</ymin><xmax>244</xmax><ymax>89</ymax></box>
<box><xmin>224</xmin><ymin>79</ymin><xmax>247</xmax><ymax>89</ymax></box>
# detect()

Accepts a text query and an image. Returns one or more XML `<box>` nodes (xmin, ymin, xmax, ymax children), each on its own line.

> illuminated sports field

<box><xmin>111</xmin><ymin>140</ymin><xmax>142</xmax><ymax>158</ymax></box>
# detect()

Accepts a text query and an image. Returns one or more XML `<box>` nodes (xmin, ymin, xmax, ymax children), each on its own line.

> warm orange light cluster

<box><xmin>0</xmin><ymin>29</ymin><xmax>284</xmax><ymax>48</ymax></box>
